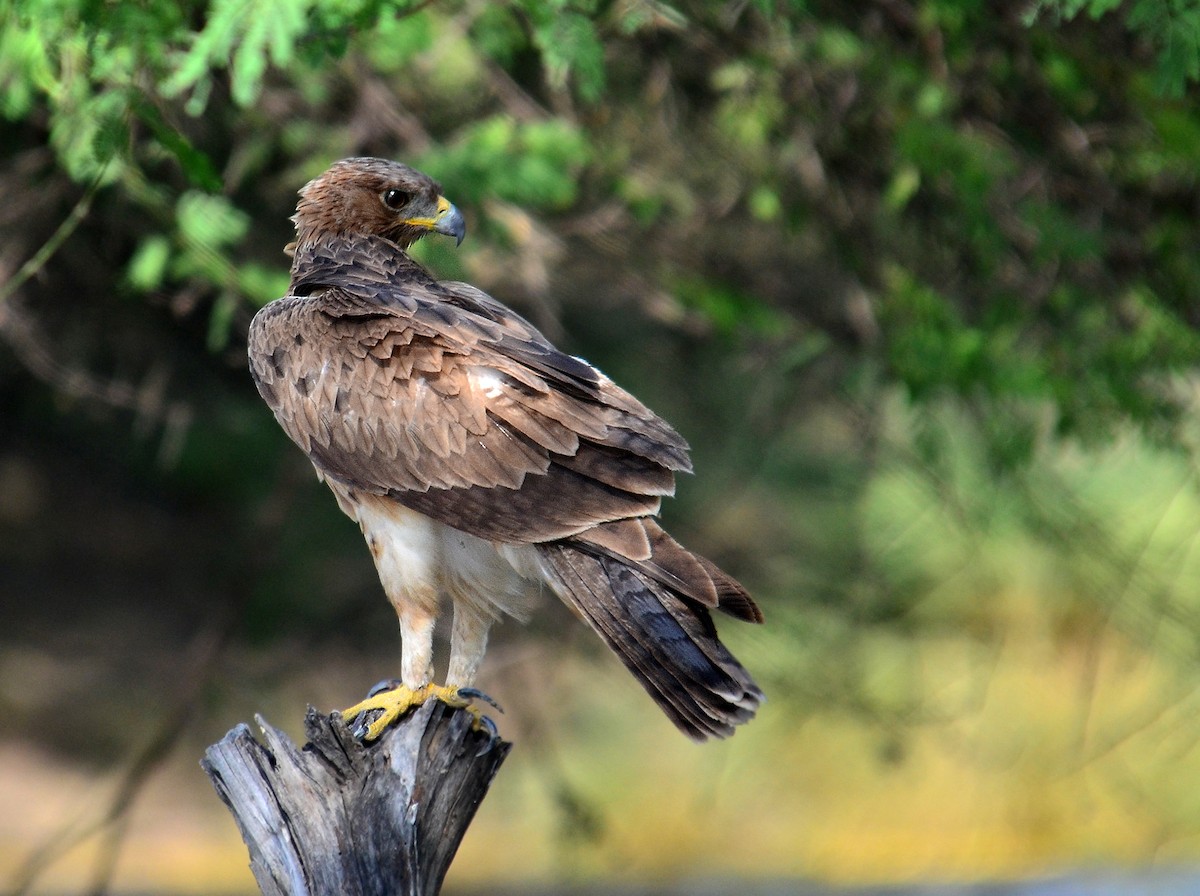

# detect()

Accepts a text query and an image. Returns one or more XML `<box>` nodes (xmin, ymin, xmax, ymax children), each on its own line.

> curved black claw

<box><xmin>367</xmin><ymin>678</ymin><xmax>404</xmax><ymax>698</ymax></box>
<box><xmin>457</xmin><ymin>687</ymin><xmax>504</xmax><ymax>713</ymax></box>
<box><xmin>474</xmin><ymin>712</ymin><xmax>501</xmax><ymax>756</ymax></box>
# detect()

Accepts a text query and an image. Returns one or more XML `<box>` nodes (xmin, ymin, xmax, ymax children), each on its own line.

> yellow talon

<box><xmin>340</xmin><ymin>682</ymin><xmax>474</xmax><ymax>742</ymax></box>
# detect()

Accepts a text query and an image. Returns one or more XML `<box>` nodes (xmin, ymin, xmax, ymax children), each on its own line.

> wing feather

<box><xmin>247</xmin><ymin>241</ymin><xmax>689</xmax><ymax>545</ymax></box>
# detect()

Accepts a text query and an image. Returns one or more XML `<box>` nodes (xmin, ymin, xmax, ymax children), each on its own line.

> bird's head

<box><xmin>291</xmin><ymin>157</ymin><xmax>466</xmax><ymax>250</ymax></box>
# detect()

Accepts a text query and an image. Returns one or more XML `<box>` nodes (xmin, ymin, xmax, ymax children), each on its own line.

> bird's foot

<box><xmin>341</xmin><ymin>680</ymin><xmax>424</xmax><ymax>741</ymax></box>
<box><xmin>456</xmin><ymin>687</ymin><xmax>505</xmax><ymax>748</ymax></box>
<box><xmin>341</xmin><ymin>679</ymin><xmax>503</xmax><ymax>742</ymax></box>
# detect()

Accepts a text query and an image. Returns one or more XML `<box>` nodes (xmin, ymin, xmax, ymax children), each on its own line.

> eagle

<box><xmin>248</xmin><ymin>158</ymin><xmax>763</xmax><ymax>741</ymax></box>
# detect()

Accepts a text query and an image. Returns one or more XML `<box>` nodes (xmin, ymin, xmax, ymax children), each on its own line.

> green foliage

<box><xmin>4</xmin><ymin>0</ymin><xmax>1199</xmax><ymax>583</ymax></box>
<box><xmin>162</xmin><ymin>0</ymin><xmax>307</xmax><ymax>109</ymax></box>
<box><xmin>0</xmin><ymin>0</ymin><xmax>630</xmax><ymax>347</ymax></box>
<box><xmin>523</xmin><ymin>3</ymin><xmax>606</xmax><ymax>101</ymax></box>
<box><xmin>420</xmin><ymin>116</ymin><xmax>591</xmax><ymax>209</ymax></box>
<box><xmin>7</xmin><ymin>0</ymin><xmax>1198</xmax><ymax>411</ymax></box>
<box><xmin>1030</xmin><ymin>0</ymin><xmax>1200</xmax><ymax>96</ymax></box>
<box><xmin>673</xmin><ymin>276</ymin><xmax>790</xmax><ymax>338</ymax></box>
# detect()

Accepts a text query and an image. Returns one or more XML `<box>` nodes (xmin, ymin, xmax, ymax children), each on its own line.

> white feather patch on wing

<box><xmin>468</xmin><ymin>366</ymin><xmax>506</xmax><ymax>400</ymax></box>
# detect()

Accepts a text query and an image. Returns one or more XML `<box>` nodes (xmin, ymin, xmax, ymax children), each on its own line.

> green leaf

<box><xmin>207</xmin><ymin>289</ymin><xmax>238</xmax><ymax>351</ymax></box>
<box><xmin>675</xmin><ymin>277</ymin><xmax>790</xmax><ymax>337</ymax></box>
<box><xmin>364</xmin><ymin>9</ymin><xmax>434</xmax><ymax>72</ymax></box>
<box><xmin>48</xmin><ymin>88</ymin><xmax>129</xmax><ymax>182</ymax></box>
<box><xmin>748</xmin><ymin>184</ymin><xmax>783</xmax><ymax>221</ymax></box>
<box><xmin>127</xmin><ymin>236</ymin><xmax>172</xmax><ymax>291</ymax></box>
<box><xmin>532</xmin><ymin>11</ymin><xmax>606</xmax><ymax>101</ymax></box>
<box><xmin>0</xmin><ymin>17</ymin><xmax>55</xmax><ymax>118</ymax></box>
<box><xmin>883</xmin><ymin>165</ymin><xmax>921</xmax><ymax>212</ymax></box>
<box><xmin>130</xmin><ymin>97</ymin><xmax>222</xmax><ymax>192</ymax></box>
<box><xmin>423</xmin><ymin>117</ymin><xmax>591</xmax><ymax>210</ymax></box>
<box><xmin>237</xmin><ymin>263</ymin><xmax>291</xmax><ymax>306</ymax></box>
<box><xmin>177</xmin><ymin>191</ymin><xmax>250</xmax><ymax>249</ymax></box>
<box><xmin>163</xmin><ymin>0</ymin><xmax>312</xmax><ymax>110</ymax></box>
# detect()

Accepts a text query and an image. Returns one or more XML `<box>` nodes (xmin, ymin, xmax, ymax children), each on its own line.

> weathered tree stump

<box><xmin>201</xmin><ymin>700</ymin><xmax>510</xmax><ymax>896</ymax></box>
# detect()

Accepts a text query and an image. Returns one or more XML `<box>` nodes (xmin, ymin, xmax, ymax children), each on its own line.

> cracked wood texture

<box><xmin>201</xmin><ymin>701</ymin><xmax>511</xmax><ymax>896</ymax></box>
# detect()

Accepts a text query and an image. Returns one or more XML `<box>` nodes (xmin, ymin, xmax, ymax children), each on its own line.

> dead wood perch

<box><xmin>201</xmin><ymin>701</ymin><xmax>510</xmax><ymax>896</ymax></box>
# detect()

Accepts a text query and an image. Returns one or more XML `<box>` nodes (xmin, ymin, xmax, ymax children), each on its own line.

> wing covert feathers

<box><xmin>247</xmin><ymin>235</ymin><xmax>691</xmax><ymax>544</ymax></box>
<box><xmin>539</xmin><ymin>540</ymin><xmax>763</xmax><ymax>740</ymax></box>
<box><xmin>576</xmin><ymin>518</ymin><xmax>764</xmax><ymax>623</ymax></box>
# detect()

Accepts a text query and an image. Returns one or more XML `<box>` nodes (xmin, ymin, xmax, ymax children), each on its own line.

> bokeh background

<box><xmin>5</xmin><ymin>1</ymin><xmax>1200</xmax><ymax>893</ymax></box>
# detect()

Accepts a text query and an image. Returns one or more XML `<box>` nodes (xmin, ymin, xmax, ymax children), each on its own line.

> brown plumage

<box><xmin>248</xmin><ymin>158</ymin><xmax>763</xmax><ymax>740</ymax></box>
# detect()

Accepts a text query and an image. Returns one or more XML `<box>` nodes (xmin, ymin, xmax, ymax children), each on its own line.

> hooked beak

<box><xmin>400</xmin><ymin>195</ymin><xmax>467</xmax><ymax>246</ymax></box>
<box><xmin>431</xmin><ymin>195</ymin><xmax>466</xmax><ymax>246</ymax></box>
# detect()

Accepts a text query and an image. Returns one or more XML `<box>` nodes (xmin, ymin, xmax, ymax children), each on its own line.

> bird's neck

<box><xmin>288</xmin><ymin>232</ymin><xmax>437</xmax><ymax>296</ymax></box>
<box><xmin>291</xmin><ymin>232</ymin><xmax>408</xmax><ymax>271</ymax></box>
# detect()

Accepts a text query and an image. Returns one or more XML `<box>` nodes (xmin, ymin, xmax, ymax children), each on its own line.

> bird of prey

<box><xmin>248</xmin><ymin>158</ymin><xmax>763</xmax><ymax>741</ymax></box>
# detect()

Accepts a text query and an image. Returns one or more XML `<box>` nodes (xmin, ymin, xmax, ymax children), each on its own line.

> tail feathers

<box><xmin>694</xmin><ymin>553</ymin><xmax>764</xmax><ymax>623</ymax></box>
<box><xmin>576</xmin><ymin>517</ymin><xmax>764</xmax><ymax>624</ymax></box>
<box><xmin>539</xmin><ymin>542</ymin><xmax>763</xmax><ymax>740</ymax></box>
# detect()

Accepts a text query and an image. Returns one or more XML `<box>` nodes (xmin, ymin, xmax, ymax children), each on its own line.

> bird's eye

<box><xmin>381</xmin><ymin>189</ymin><xmax>409</xmax><ymax>210</ymax></box>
